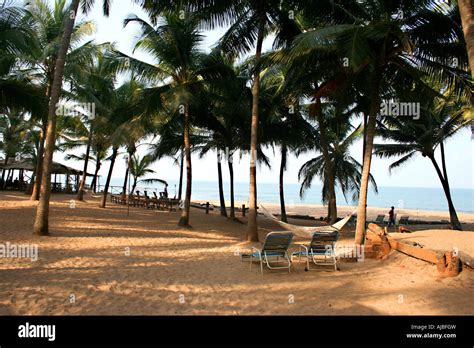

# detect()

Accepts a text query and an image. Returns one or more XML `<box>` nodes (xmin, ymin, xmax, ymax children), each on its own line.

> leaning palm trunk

<box><xmin>459</xmin><ymin>0</ymin><xmax>474</xmax><ymax>77</ymax></box>
<box><xmin>100</xmin><ymin>147</ymin><xmax>118</xmax><ymax>208</ymax></box>
<box><xmin>217</xmin><ymin>153</ymin><xmax>227</xmax><ymax>217</ymax></box>
<box><xmin>76</xmin><ymin>127</ymin><xmax>93</xmax><ymax>201</ymax></box>
<box><xmin>228</xmin><ymin>159</ymin><xmax>235</xmax><ymax>219</ymax></box>
<box><xmin>428</xmin><ymin>152</ymin><xmax>462</xmax><ymax>230</ymax></box>
<box><xmin>178</xmin><ymin>105</ymin><xmax>192</xmax><ymax>227</ymax></box>
<box><xmin>354</xmin><ymin>71</ymin><xmax>382</xmax><ymax>245</ymax></box>
<box><xmin>91</xmin><ymin>160</ymin><xmax>101</xmax><ymax>193</ymax></box>
<box><xmin>33</xmin><ymin>0</ymin><xmax>80</xmax><ymax>236</ymax></box>
<box><xmin>279</xmin><ymin>144</ymin><xmax>287</xmax><ymax>223</ymax></box>
<box><xmin>313</xmin><ymin>98</ymin><xmax>337</xmax><ymax>223</ymax></box>
<box><xmin>247</xmin><ymin>17</ymin><xmax>265</xmax><ymax>242</ymax></box>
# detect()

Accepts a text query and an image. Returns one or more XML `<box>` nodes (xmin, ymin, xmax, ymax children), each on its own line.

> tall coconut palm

<box><xmin>257</xmin><ymin>64</ymin><xmax>313</xmax><ymax>222</ymax></box>
<box><xmin>33</xmin><ymin>0</ymin><xmax>112</xmax><ymax>236</ymax></box>
<box><xmin>100</xmin><ymin>78</ymin><xmax>144</xmax><ymax>208</ymax></box>
<box><xmin>286</xmin><ymin>0</ymin><xmax>470</xmax><ymax>245</ymax></box>
<box><xmin>143</xmin><ymin>0</ymin><xmax>300</xmax><ymax>239</ymax></box>
<box><xmin>22</xmin><ymin>0</ymin><xmax>97</xmax><ymax>200</ymax></box>
<box><xmin>374</xmin><ymin>94</ymin><xmax>471</xmax><ymax>230</ymax></box>
<box><xmin>114</xmin><ymin>13</ymin><xmax>230</xmax><ymax>227</ymax></box>
<box><xmin>299</xmin><ymin>118</ymin><xmax>378</xmax><ymax>216</ymax></box>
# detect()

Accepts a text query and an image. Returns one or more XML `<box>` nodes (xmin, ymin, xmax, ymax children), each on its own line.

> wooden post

<box><xmin>242</xmin><ymin>204</ymin><xmax>246</xmax><ymax>217</ymax></box>
<box><xmin>205</xmin><ymin>202</ymin><xmax>210</xmax><ymax>214</ymax></box>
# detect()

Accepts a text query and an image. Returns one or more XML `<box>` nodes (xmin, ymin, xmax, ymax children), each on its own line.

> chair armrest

<box><xmin>251</xmin><ymin>247</ymin><xmax>261</xmax><ymax>255</ymax></box>
<box><xmin>299</xmin><ymin>244</ymin><xmax>309</xmax><ymax>253</ymax></box>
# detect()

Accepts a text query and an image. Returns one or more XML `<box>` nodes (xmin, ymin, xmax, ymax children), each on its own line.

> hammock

<box><xmin>260</xmin><ymin>205</ymin><xmax>357</xmax><ymax>239</ymax></box>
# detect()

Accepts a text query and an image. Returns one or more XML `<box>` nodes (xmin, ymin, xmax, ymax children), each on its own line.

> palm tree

<box><xmin>67</xmin><ymin>47</ymin><xmax>116</xmax><ymax>200</ymax></box>
<box><xmin>257</xmin><ymin>64</ymin><xmax>313</xmax><ymax>222</ymax></box>
<box><xmin>115</xmin><ymin>13</ymin><xmax>230</xmax><ymax>227</ymax></box>
<box><xmin>100</xmin><ymin>78</ymin><xmax>144</xmax><ymax>208</ymax></box>
<box><xmin>286</xmin><ymin>0</ymin><xmax>470</xmax><ymax>245</ymax></box>
<box><xmin>374</xmin><ymin>94</ymin><xmax>471</xmax><ymax>230</ymax></box>
<box><xmin>33</xmin><ymin>0</ymin><xmax>112</xmax><ymax>235</ymax></box>
<box><xmin>145</xmin><ymin>0</ymin><xmax>300</xmax><ymax>239</ymax></box>
<box><xmin>128</xmin><ymin>154</ymin><xmax>166</xmax><ymax>194</ymax></box>
<box><xmin>22</xmin><ymin>0</ymin><xmax>97</xmax><ymax>201</ymax></box>
<box><xmin>299</xmin><ymin>118</ymin><xmax>378</xmax><ymax>217</ymax></box>
<box><xmin>0</xmin><ymin>109</ymin><xmax>31</xmax><ymax>185</ymax></box>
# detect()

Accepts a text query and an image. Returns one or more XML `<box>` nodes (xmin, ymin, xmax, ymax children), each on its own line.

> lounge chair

<box><xmin>375</xmin><ymin>214</ymin><xmax>385</xmax><ymax>224</ymax></box>
<box><xmin>291</xmin><ymin>231</ymin><xmax>339</xmax><ymax>271</ymax></box>
<box><xmin>248</xmin><ymin>232</ymin><xmax>293</xmax><ymax>274</ymax></box>
<box><xmin>398</xmin><ymin>216</ymin><xmax>409</xmax><ymax>225</ymax></box>
<box><xmin>348</xmin><ymin>215</ymin><xmax>357</xmax><ymax>226</ymax></box>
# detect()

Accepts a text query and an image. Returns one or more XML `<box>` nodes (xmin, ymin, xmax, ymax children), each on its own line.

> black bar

<box><xmin>0</xmin><ymin>316</ymin><xmax>472</xmax><ymax>346</ymax></box>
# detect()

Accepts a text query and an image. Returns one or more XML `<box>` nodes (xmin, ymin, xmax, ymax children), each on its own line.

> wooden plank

<box><xmin>387</xmin><ymin>237</ymin><xmax>442</xmax><ymax>264</ymax></box>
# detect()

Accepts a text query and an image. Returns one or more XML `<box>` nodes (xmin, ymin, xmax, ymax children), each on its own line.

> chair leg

<box><xmin>260</xmin><ymin>257</ymin><xmax>264</xmax><ymax>274</ymax></box>
<box><xmin>286</xmin><ymin>252</ymin><xmax>291</xmax><ymax>273</ymax></box>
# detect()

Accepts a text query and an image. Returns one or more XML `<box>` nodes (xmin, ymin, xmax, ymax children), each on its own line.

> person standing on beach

<box><xmin>388</xmin><ymin>206</ymin><xmax>395</xmax><ymax>227</ymax></box>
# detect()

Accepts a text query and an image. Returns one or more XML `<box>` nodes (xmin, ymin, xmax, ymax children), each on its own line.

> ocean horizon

<box><xmin>104</xmin><ymin>178</ymin><xmax>474</xmax><ymax>213</ymax></box>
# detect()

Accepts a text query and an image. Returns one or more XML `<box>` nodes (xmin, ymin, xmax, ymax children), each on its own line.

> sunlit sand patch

<box><xmin>0</xmin><ymin>192</ymin><xmax>472</xmax><ymax>315</ymax></box>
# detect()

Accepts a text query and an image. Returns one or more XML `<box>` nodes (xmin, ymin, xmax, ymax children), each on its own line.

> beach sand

<box><xmin>0</xmin><ymin>192</ymin><xmax>473</xmax><ymax>315</ymax></box>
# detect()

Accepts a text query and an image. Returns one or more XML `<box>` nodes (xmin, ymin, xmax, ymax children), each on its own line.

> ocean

<box><xmin>107</xmin><ymin>178</ymin><xmax>474</xmax><ymax>213</ymax></box>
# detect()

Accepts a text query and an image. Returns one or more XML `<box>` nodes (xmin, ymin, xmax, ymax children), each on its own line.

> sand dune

<box><xmin>0</xmin><ymin>192</ymin><xmax>472</xmax><ymax>315</ymax></box>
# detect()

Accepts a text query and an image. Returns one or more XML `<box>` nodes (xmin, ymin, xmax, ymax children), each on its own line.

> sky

<box><xmin>50</xmin><ymin>1</ymin><xmax>474</xmax><ymax>190</ymax></box>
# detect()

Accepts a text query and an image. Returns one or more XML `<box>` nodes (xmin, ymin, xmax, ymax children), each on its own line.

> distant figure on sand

<box><xmin>388</xmin><ymin>206</ymin><xmax>395</xmax><ymax>227</ymax></box>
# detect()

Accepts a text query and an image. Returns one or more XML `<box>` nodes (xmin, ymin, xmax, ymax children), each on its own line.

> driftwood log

<box><xmin>364</xmin><ymin>223</ymin><xmax>468</xmax><ymax>277</ymax></box>
<box><xmin>364</xmin><ymin>223</ymin><xmax>391</xmax><ymax>259</ymax></box>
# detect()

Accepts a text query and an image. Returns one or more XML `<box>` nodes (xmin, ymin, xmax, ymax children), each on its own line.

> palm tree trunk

<box><xmin>354</xmin><ymin>70</ymin><xmax>382</xmax><ymax>245</ymax></box>
<box><xmin>247</xmin><ymin>15</ymin><xmax>265</xmax><ymax>242</ymax></box>
<box><xmin>33</xmin><ymin>0</ymin><xmax>80</xmax><ymax>236</ymax></box>
<box><xmin>100</xmin><ymin>147</ymin><xmax>118</xmax><ymax>208</ymax></box>
<box><xmin>131</xmin><ymin>177</ymin><xmax>137</xmax><ymax>195</ymax></box>
<box><xmin>178</xmin><ymin>147</ymin><xmax>184</xmax><ymax>201</ymax></box>
<box><xmin>279</xmin><ymin>144</ymin><xmax>288</xmax><ymax>223</ymax></box>
<box><xmin>429</xmin><ymin>152</ymin><xmax>462</xmax><ymax>230</ymax></box>
<box><xmin>123</xmin><ymin>147</ymin><xmax>135</xmax><ymax>194</ymax></box>
<box><xmin>91</xmin><ymin>160</ymin><xmax>101</xmax><ymax>193</ymax></box>
<box><xmin>32</xmin><ymin>78</ymin><xmax>53</xmax><ymax>201</ymax></box>
<box><xmin>217</xmin><ymin>153</ymin><xmax>227</xmax><ymax>217</ymax></box>
<box><xmin>228</xmin><ymin>159</ymin><xmax>235</xmax><ymax>219</ymax></box>
<box><xmin>122</xmin><ymin>167</ymin><xmax>129</xmax><ymax>194</ymax></box>
<box><xmin>459</xmin><ymin>0</ymin><xmax>474</xmax><ymax>77</ymax></box>
<box><xmin>76</xmin><ymin>126</ymin><xmax>93</xmax><ymax>201</ymax></box>
<box><xmin>31</xmin><ymin>123</ymin><xmax>46</xmax><ymax>200</ymax></box>
<box><xmin>313</xmin><ymin>98</ymin><xmax>337</xmax><ymax>223</ymax></box>
<box><xmin>178</xmin><ymin>105</ymin><xmax>192</xmax><ymax>227</ymax></box>
<box><xmin>362</xmin><ymin>113</ymin><xmax>368</xmax><ymax>165</ymax></box>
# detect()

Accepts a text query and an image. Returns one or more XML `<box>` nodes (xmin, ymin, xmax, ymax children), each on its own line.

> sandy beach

<box><xmin>0</xmin><ymin>191</ymin><xmax>473</xmax><ymax>315</ymax></box>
